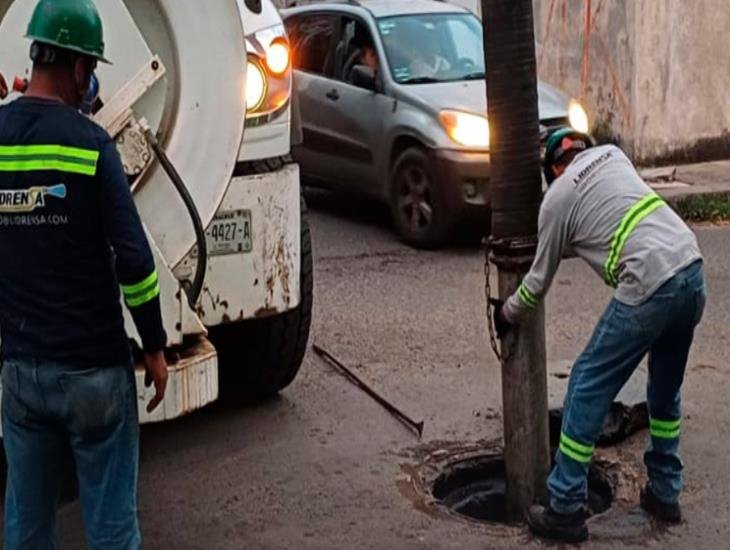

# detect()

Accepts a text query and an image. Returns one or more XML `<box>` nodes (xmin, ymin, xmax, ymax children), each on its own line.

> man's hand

<box><xmin>0</xmin><ymin>73</ymin><xmax>8</xmax><ymax>100</ymax></box>
<box><xmin>143</xmin><ymin>350</ymin><xmax>168</xmax><ymax>413</ymax></box>
<box><xmin>489</xmin><ymin>298</ymin><xmax>514</xmax><ymax>339</ymax></box>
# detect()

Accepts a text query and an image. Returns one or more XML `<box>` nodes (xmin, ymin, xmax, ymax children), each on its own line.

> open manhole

<box><xmin>431</xmin><ymin>455</ymin><xmax>614</xmax><ymax>524</ymax></box>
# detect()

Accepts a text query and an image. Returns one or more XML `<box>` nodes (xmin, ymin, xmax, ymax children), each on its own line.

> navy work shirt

<box><xmin>0</xmin><ymin>97</ymin><xmax>166</xmax><ymax>367</ymax></box>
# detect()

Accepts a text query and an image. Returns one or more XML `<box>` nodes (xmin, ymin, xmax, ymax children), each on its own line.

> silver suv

<box><xmin>283</xmin><ymin>0</ymin><xmax>589</xmax><ymax>247</ymax></box>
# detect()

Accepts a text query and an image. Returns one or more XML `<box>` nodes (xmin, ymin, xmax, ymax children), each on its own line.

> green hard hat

<box><xmin>544</xmin><ymin>127</ymin><xmax>593</xmax><ymax>184</ymax></box>
<box><xmin>26</xmin><ymin>0</ymin><xmax>109</xmax><ymax>63</ymax></box>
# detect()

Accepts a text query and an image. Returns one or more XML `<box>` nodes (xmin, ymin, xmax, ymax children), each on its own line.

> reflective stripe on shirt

<box><xmin>604</xmin><ymin>192</ymin><xmax>666</xmax><ymax>287</ymax></box>
<box><xmin>0</xmin><ymin>144</ymin><xmax>99</xmax><ymax>176</ymax></box>
<box><xmin>121</xmin><ymin>270</ymin><xmax>160</xmax><ymax>308</ymax></box>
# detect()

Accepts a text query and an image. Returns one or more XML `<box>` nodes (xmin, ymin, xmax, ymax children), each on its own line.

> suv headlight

<box><xmin>568</xmin><ymin>99</ymin><xmax>590</xmax><ymax>133</ymax></box>
<box><xmin>439</xmin><ymin>110</ymin><xmax>490</xmax><ymax>148</ymax></box>
<box><xmin>245</xmin><ymin>24</ymin><xmax>291</xmax><ymax>122</ymax></box>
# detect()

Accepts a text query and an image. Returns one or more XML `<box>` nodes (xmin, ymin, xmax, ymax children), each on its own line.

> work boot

<box><xmin>640</xmin><ymin>485</ymin><xmax>682</xmax><ymax>523</ymax></box>
<box><xmin>527</xmin><ymin>504</ymin><xmax>589</xmax><ymax>543</ymax></box>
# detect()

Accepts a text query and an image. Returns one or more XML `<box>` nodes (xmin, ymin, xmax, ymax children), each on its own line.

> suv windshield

<box><xmin>377</xmin><ymin>13</ymin><xmax>485</xmax><ymax>84</ymax></box>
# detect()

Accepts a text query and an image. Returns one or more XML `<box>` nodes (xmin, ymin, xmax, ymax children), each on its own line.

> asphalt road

<box><xmin>46</xmin><ymin>189</ymin><xmax>730</xmax><ymax>548</ymax></box>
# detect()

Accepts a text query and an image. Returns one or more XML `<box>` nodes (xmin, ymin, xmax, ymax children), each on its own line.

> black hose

<box><xmin>144</xmin><ymin>128</ymin><xmax>207</xmax><ymax>309</ymax></box>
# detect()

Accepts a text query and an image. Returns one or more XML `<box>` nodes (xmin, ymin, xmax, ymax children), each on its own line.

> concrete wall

<box><xmin>533</xmin><ymin>0</ymin><xmax>730</xmax><ymax>165</ymax></box>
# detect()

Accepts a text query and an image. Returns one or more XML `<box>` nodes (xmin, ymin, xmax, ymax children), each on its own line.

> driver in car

<box><xmin>408</xmin><ymin>38</ymin><xmax>450</xmax><ymax>79</ymax></box>
<box><xmin>344</xmin><ymin>41</ymin><xmax>379</xmax><ymax>83</ymax></box>
<box><xmin>360</xmin><ymin>44</ymin><xmax>378</xmax><ymax>72</ymax></box>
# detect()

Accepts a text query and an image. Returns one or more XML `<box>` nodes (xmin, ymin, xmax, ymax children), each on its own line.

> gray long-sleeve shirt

<box><xmin>503</xmin><ymin>144</ymin><xmax>702</xmax><ymax>323</ymax></box>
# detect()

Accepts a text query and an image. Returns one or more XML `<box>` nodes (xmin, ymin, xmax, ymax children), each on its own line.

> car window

<box><xmin>333</xmin><ymin>17</ymin><xmax>380</xmax><ymax>85</ymax></box>
<box><xmin>377</xmin><ymin>13</ymin><xmax>485</xmax><ymax>84</ymax></box>
<box><xmin>446</xmin><ymin>18</ymin><xmax>482</xmax><ymax>63</ymax></box>
<box><xmin>285</xmin><ymin>14</ymin><xmax>338</xmax><ymax>76</ymax></box>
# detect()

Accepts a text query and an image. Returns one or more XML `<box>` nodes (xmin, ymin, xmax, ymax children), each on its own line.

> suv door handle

<box><xmin>325</xmin><ymin>89</ymin><xmax>340</xmax><ymax>101</ymax></box>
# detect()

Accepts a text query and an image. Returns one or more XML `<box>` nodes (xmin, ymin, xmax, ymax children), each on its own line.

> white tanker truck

<box><xmin>0</xmin><ymin>0</ymin><xmax>313</xmax><ymax>423</ymax></box>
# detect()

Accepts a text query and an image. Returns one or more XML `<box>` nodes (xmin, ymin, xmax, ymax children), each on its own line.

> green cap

<box><xmin>26</xmin><ymin>0</ymin><xmax>109</xmax><ymax>63</ymax></box>
<box><xmin>544</xmin><ymin>127</ymin><xmax>593</xmax><ymax>184</ymax></box>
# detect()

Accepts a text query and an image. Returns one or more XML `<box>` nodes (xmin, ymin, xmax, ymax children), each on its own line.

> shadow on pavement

<box><xmin>303</xmin><ymin>186</ymin><xmax>393</xmax><ymax>229</ymax></box>
<box><xmin>304</xmin><ymin>185</ymin><xmax>486</xmax><ymax>251</ymax></box>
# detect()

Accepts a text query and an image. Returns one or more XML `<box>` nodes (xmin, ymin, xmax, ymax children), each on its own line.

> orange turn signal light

<box><xmin>266</xmin><ymin>39</ymin><xmax>290</xmax><ymax>75</ymax></box>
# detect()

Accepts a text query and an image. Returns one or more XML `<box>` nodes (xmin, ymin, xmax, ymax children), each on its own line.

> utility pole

<box><xmin>480</xmin><ymin>0</ymin><xmax>551</xmax><ymax>520</ymax></box>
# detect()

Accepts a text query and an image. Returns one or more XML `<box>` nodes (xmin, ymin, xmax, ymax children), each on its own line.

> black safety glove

<box><xmin>489</xmin><ymin>298</ymin><xmax>514</xmax><ymax>339</ymax></box>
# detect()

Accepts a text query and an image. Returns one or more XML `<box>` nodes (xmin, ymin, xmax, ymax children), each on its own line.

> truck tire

<box><xmin>208</xmin><ymin>196</ymin><xmax>313</xmax><ymax>400</ymax></box>
<box><xmin>234</xmin><ymin>155</ymin><xmax>293</xmax><ymax>176</ymax></box>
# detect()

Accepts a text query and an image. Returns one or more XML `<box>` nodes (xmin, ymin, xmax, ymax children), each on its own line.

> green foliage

<box><xmin>672</xmin><ymin>194</ymin><xmax>730</xmax><ymax>222</ymax></box>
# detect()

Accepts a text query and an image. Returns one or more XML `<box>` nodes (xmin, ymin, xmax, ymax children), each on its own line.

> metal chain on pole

<box><xmin>484</xmin><ymin>238</ymin><xmax>516</xmax><ymax>365</ymax></box>
<box><xmin>484</xmin><ymin>239</ymin><xmax>503</xmax><ymax>363</ymax></box>
<box><xmin>485</xmin><ymin>233</ymin><xmax>539</xmax><ymax>366</ymax></box>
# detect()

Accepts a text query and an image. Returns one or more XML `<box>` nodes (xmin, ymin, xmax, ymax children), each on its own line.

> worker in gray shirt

<box><xmin>495</xmin><ymin>129</ymin><xmax>705</xmax><ymax>543</ymax></box>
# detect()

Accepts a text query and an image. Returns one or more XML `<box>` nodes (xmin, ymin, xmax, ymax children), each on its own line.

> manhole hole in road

<box><xmin>431</xmin><ymin>455</ymin><xmax>614</xmax><ymax>524</ymax></box>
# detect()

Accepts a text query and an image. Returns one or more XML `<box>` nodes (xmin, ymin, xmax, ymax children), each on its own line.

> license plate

<box><xmin>202</xmin><ymin>210</ymin><xmax>252</xmax><ymax>256</ymax></box>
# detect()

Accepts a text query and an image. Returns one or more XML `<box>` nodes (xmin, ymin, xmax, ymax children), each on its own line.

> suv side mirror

<box><xmin>351</xmin><ymin>65</ymin><xmax>378</xmax><ymax>92</ymax></box>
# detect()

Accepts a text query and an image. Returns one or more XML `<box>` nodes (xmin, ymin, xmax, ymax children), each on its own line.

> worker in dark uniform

<box><xmin>0</xmin><ymin>1</ymin><xmax>168</xmax><ymax>548</ymax></box>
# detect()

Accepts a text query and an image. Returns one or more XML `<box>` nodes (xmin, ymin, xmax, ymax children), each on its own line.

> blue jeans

<box><xmin>549</xmin><ymin>261</ymin><xmax>706</xmax><ymax>514</ymax></box>
<box><xmin>2</xmin><ymin>359</ymin><xmax>140</xmax><ymax>550</ymax></box>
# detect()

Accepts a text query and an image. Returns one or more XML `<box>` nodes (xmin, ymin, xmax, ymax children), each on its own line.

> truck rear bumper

<box><xmin>0</xmin><ymin>338</ymin><xmax>219</xmax><ymax>431</ymax></box>
<box><xmin>136</xmin><ymin>336</ymin><xmax>219</xmax><ymax>424</ymax></box>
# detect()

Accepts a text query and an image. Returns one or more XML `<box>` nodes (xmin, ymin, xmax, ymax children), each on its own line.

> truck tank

<box><xmin>0</xmin><ymin>0</ymin><xmax>313</xmax><ymax>422</ymax></box>
<box><xmin>0</xmin><ymin>0</ymin><xmax>246</xmax><ymax>264</ymax></box>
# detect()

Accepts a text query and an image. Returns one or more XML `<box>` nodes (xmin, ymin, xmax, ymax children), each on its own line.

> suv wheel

<box><xmin>389</xmin><ymin>147</ymin><xmax>452</xmax><ymax>248</ymax></box>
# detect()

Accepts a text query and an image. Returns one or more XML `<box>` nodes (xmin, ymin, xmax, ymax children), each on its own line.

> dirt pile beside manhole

<box><xmin>431</xmin><ymin>455</ymin><xmax>614</xmax><ymax>524</ymax></box>
<box><xmin>549</xmin><ymin>402</ymin><xmax>649</xmax><ymax>448</ymax></box>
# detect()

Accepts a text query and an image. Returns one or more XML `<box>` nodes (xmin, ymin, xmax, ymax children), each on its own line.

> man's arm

<box><xmin>0</xmin><ymin>72</ymin><xmax>7</xmax><ymax>99</ymax></box>
<box><xmin>99</xmin><ymin>138</ymin><xmax>168</xmax><ymax>411</ymax></box>
<box><xmin>501</xmin><ymin>194</ymin><xmax>572</xmax><ymax>324</ymax></box>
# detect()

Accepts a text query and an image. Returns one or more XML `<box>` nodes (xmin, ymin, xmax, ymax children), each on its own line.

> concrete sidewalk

<box><xmin>641</xmin><ymin>159</ymin><xmax>730</xmax><ymax>203</ymax></box>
